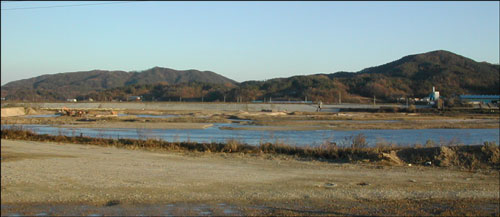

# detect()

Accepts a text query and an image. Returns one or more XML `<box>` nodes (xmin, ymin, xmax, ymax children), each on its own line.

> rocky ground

<box><xmin>1</xmin><ymin>139</ymin><xmax>498</xmax><ymax>216</ymax></box>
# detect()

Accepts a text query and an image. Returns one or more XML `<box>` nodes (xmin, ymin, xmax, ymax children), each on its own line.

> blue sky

<box><xmin>1</xmin><ymin>1</ymin><xmax>499</xmax><ymax>85</ymax></box>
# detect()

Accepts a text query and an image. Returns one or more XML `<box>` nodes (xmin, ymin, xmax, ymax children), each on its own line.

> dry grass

<box><xmin>396</xmin><ymin>143</ymin><xmax>500</xmax><ymax>170</ymax></box>
<box><xmin>1</xmin><ymin>127</ymin><xmax>498</xmax><ymax>169</ymax></box>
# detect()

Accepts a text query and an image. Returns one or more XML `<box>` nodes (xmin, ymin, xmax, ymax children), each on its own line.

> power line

<box><xmin>1</xmin><ymin>1</ymin><xmax>137</xmax><ymax>11</ymax></box>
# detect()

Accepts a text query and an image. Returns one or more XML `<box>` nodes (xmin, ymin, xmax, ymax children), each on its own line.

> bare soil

<box><xmin>0</xmin><ymin>107</ymin><xmax>26</xmax><ymax>117</ymax></box>
<box><xmin>2</xmin><ymin>109</ymin><xmax>499</xmax><ymax>130</ymax></box>
<box><xmin>1</xmin><ymin>139</ymin><xmax>498</xmax><ymax>216</ymax></box>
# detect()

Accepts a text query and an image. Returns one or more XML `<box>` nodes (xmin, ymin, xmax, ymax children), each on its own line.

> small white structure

<box><xmin>429</xmin><ymin>86</ymin><xmax>440</xmax><ymax>101</ymax></box>
<box><xmin>128</xmin><ymin>96</ymin><xmax>142</xmax><ymax>101</ymax></box>
<box><xmin>66</xmin><ymin>99</ymin><xmax>77</xmax><ymax>102</ymax></box>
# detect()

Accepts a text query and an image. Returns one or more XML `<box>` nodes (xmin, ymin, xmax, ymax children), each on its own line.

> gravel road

<box><xmin>1</xmin><ymin>139</ymin><xmax>498</xmax><ymax>216</ymax></box>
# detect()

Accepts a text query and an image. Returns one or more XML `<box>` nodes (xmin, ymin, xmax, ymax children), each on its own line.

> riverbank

<box><xmin>2</xmin><ymin>128</ymin><xmax>499</xmax><ymax>170</ymax></box>
<box><xmin>223</xmin><ymin>118</ymin><xmax>500</xmax><ymax>130</ymax></box>
<box><xmin>1</xmin><ymin>139</ymin><xmax>499</xmax><ymax>216</ymax></box>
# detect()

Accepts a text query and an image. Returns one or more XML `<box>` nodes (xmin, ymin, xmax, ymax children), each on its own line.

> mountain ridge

<box><xmin>2</xmin><ymin>50</ymin><xmax>499</xmax><ymax>102</ymax></box>
<box><xmin>2</xmin><ymin>67</ymin><xmax>237</xmax><ymax>100</ymax></box>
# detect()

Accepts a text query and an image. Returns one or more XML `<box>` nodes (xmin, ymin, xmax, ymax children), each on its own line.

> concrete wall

<box><xmin>1</xmin><ymin>102</ymin><xmax>418</xmax><ymax>113</ymax></box>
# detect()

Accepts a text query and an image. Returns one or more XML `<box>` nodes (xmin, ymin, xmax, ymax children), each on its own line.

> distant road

<box><xmin>2</xmin><ymin>102</ymin><xmax>430</xmax><ymax>112</ymax></box>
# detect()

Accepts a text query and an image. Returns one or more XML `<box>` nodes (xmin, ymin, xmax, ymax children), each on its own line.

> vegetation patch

<box><xmin>1</xmin><ymin>128</ymin><xmax>498</xmax><ymax>170</ymax></box>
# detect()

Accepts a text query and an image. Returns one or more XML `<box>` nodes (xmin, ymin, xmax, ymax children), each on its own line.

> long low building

<box><xmin>459</xmin><ymin>95</ymin><xmax>500</xmax><ymax>104</ymax></box>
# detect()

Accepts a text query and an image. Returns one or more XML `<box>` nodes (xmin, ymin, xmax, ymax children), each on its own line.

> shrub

<box><xmin>223</xmin><ymin>139</ymin><xmax>241</xmax><ymax>153</ymax></box>
<box><xmin>481</xmin><ymin>141</ymin><xmax>500</xmax><ymax>166</ymax></box>
<box><xmin>407</xmin><ymin>104</ymin><xmax>416</xmax><ymax>113</ymax></box>
<box><xmin>425</xmin><ymin>139</ymin><xmax>435</xmax><ymax>148</ymax></box>
<box><xmin>351</xmin><ymin>133</ymin><xmax>368</xmax><ymax>149</ymax></box>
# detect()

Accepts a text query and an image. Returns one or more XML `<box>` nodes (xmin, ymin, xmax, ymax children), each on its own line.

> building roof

<box><xmin>459</xmin><ymin>95</ymin><xmax>500</xmax><ymax>99</ymax></box>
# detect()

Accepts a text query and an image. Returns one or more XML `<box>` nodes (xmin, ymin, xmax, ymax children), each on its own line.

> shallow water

<box><xmin>23</xmin><ymin>114</ymin><xmax>62</xmax><ymax>118</ymax></box>
<box><xmin>117</xmin><ymin>114</ymin><xmax>179</xmax><ymax>118</ymax></box>
<box><xmin>1</xmin><ymin>203</ymin><xmax>246</xmax><ymax>216</ymax></box>
<box><xmin>3</xmin><ymin>123</ymin><xmax>498</xmax><ymax>147</ymax></box>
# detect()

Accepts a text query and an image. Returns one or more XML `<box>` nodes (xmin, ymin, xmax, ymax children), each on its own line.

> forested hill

<box><xmin>1</xmin><ymin>67</ymin><xmax>237</xmax><ymax>100</ymax></box>
<box><xmin>2</xmin><ymin>50</ymin><xmax>499</xmax><ymax>103</ymax></box>
<box><xmin>349</xmin><ymin>50</ymin><xmax>499</xmax><ymax>97</ymax></box>
<box><xmin>229</xmin><ymin>50</ymin><xmax>499</xmax><ymax>103</ymax></box>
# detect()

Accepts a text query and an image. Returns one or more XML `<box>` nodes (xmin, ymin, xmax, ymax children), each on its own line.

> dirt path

<box><xmin>1</xmin><ymin>139</ymin><xmax>499</xmax><ymax>216</ymax></box>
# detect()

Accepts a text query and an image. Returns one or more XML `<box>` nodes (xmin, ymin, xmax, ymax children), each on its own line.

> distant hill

<box><xmin>229</xmin><ymin>50</ymin><xmax>499</xmax><ymax>103</ymax></box>
<box><xmin>2</xmin><ymin>50</ymin><xmax>498</xmax><ymax>102</ymax></box>
<box><xmin>351</xmin><ymin>50</ymin><xmax>499</xmax><ymax>97</ymax></box>
<box><xmin>1</xmin><ymin>67</ymin><xmax>237</xmax><ymax>100</ymax></box>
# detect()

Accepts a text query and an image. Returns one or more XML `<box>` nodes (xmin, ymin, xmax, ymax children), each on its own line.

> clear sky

<box><xmin>1</xmin><ymin>1</ymin><xmax>499</xmax><ymax>85</ymax></box>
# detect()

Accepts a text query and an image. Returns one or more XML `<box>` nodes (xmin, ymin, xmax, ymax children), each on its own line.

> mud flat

<box><xmin>1</xmin><ymin>139</ymin><xmax>498</xmax><ymax>216</ymax></box>
<box><xmin>2</xmin><ymin>108</ymin><xmax>499</xmax><ymax>131</ymax></box>
<box><xmin>60</xmin><ymin>122</ymin><xmax>214</xmax><ymax>129</ymax></box>
<box><xmin>230</xmin><ymin>118</ymin><xmax>500</xmax><ymax>130</ymax></box>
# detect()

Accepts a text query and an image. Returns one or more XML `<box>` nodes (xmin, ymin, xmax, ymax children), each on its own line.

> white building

<box><xmin>429</xmin><ymin>86</ymin><xmax>439</xmax><ymax>101</ymax></box>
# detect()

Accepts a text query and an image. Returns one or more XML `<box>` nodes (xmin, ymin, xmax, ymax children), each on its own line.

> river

<box><xmin>2</xmin><ymin>123</ymin><xmax>498</xmax><ymax>147</ymax></box>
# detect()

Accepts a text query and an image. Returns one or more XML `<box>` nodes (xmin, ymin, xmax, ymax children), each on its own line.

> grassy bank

<box><xmin>1</xmin><ymin>128</ymin><xmax>498</xmax><ymax>170</ymax></box>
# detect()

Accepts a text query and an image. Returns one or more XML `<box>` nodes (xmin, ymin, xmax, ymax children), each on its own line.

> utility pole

<box><xmin>223</xmin><ymin>95</ymin><xmax>226</xmax><ymax>103</ymax></box>
<box><xmin>373</xmin><ymin>95</ymin><xmax>376</xmax><ymax>106</ymax></box>
<box><xmin>338</xmin><ymin>92</ymin><xmax>341</xmax><ymax>104</ymax></box>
